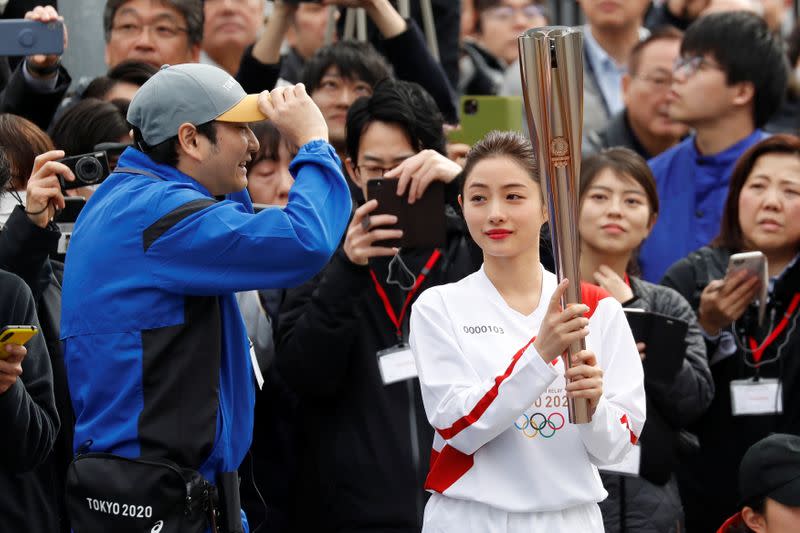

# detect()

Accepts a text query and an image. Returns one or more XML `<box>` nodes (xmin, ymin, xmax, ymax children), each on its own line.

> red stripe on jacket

<box><xmin>436</xmin><ymin>337</ymin><xmax>536</xmax><ymax>440</ymax></box>
<box><xmin>425</xmin><ymin>446</ymin><xmax>475</xmax><ymax>493</ymax></box>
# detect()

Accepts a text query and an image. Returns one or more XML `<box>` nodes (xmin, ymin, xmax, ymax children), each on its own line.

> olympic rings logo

<box><xmin>514</xmin><ymin>412</ymin><xmax>565</xmax><ymax>438</ymax></box>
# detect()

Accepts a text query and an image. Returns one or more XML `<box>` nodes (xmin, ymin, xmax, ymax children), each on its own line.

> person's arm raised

<box><xmin>251</xmin><ymin>1</ymin><xmax>297</xmax><ymax>66</ymax></box>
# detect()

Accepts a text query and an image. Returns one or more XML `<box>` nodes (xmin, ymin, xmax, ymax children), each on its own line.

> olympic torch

<box><xmin>518</xmin><ymin>27</ymin><xmax>591</xmax><ymax>424</ymax></box>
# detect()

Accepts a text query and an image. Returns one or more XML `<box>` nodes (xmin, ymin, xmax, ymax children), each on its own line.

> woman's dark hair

<box><xmin>83</xmin><ymin>60</ymin><xmax>158</xmax><ymax>100</ymax></box>
<box><xmin>579</xmin><ymin>148</ymin><xmax>659</xmax><ymax>276</ymax></box>
<box><xmin>49</xmin><ymin>98</ymin><xmax>130</xmax><ymax>156</ymax></box>
<box><xmin>246</xmin><ymin>121</ymin><xmax>296</xmax><ymax>175</ymax></box>
<box><xmin>457</xmin><ymin>130</ymin><xmax>539</xmax><ymax>196</ymax></box>
<box><xmin>0</xmin><ymin>114</ymin><xmax>54</xmax><ymax>189</ymax></box>
<box><xmin>580</xmin><ymin>147</ymin><xmax>659</xmax><ymax>216</ymax></box>
<box><xmin>130</xmin><ymin>121</ymin><xmax>217</xmax><ymax>168</ymax></box>
<box><xmin>345</xmin><ymin>78</ymin><xmax>445</xmax><ymax>161</ymax></box>
<box><xmin>713</xmin><ymin>134</ymin><xmax>800</xmax><ymax>251</ymax></box>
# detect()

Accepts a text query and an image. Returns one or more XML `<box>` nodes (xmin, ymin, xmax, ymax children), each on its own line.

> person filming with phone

<box><xmin>662</xmin><ymin>134</ymin><xmax>800</xmax><ymax>532</ymax></box>
<box><xmin>274</xmin><ymin>78</ymin><xmax>479</xmax><ymax>531</ymax></box>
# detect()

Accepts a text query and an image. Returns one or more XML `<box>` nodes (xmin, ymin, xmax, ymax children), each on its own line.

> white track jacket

<box><xmin>409</xmin><ymin>266</ymin><xmax>646</xmax><ymax>513</ymax></box>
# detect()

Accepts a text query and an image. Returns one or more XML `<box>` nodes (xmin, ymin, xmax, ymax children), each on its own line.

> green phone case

<box><xmin>447</xmin><ymin>96</ymin><xmax>524</xmax><ymax>146</ymax></box>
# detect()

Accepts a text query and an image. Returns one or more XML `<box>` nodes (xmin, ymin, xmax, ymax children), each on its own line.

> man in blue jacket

<box><xmin>60</xmin><ymin>63</ymin><xmax>351</xmax><ymax>531</ymax></box>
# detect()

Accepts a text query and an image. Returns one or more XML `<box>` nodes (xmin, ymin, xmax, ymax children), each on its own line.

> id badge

<box><xmin>730</xmin><ymin>378</ymin><xmax>782</xmax><ymax>416</ymax></box>
<box><xmin>599</xmin><ymin>445</ymin><xmax>641</xmax><ymax>477</ymax></box>
<box><xmin>377</xmin><ymin>343</ymin><xmax>418</xmax><ymax>385</ymax></box>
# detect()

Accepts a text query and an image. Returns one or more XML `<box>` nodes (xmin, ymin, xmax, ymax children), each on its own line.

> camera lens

<box><xmin>464</xmin><ymin>99</ymin><xmax>479</xmax><ymax>115</ymax></box>
<box><xmin>75</xmin><ymin>156</ymin><xmax>103</xmax><ymax>185</ymax></box>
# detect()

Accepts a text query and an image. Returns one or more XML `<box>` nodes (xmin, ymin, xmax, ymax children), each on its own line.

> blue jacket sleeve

<box><xmin>146</xmin><ymin>140</ymin><xmax>352</xmax><ymax>294</ymax></box>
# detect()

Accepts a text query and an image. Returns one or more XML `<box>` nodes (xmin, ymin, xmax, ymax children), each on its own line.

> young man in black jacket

<box><xmin>275</xmin><ymin>79</ymin><xmax>480</xmax><ymax>532</ymax></box>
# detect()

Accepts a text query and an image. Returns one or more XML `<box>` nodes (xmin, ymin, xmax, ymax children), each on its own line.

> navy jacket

<box><xmin>61</xmin><ymin>142</ymin><xmax>350</xmax><ymax>496</ymax></box>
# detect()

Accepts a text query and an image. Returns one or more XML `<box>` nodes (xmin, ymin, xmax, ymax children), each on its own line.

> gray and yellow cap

<box><xmin>128</xmin><ymin>63</ymin><xmax>267</xmax><ymax>147</ymax></box>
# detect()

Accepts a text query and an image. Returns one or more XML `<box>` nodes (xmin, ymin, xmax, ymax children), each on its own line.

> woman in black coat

<box><xmin>662</xmin><ymin>135</ymin><xmax>800</xmax><ymax>533</ymax></box>
<box><xmin>577</xmin><ymin>148</ymin><xmax>714</xmax><ymax>533</ymax></box>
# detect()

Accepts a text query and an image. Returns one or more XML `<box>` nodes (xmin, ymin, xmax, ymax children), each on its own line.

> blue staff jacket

<box><xmin>639</xmin><ymin>130</ymin><xmax>766</xmax><ymax>282</ymax></box>
<box><xmin>61</xmin><ymin>142</ymin><xmax>350</xmax><ymax>501</ymax></box>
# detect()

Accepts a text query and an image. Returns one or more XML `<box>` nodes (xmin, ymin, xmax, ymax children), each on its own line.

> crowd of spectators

<box><xmin>1</xmin><ymin>0</ymin><xmax>800</xmax><ymax>532</ymax></box>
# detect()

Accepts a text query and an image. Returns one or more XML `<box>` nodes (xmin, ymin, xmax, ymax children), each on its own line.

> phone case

<box><xmin>727</xmin><ymin>251</ymin><xmax>768</xmax><ymax>325</ymax></box>
<box><xmin>0</xmin><ymin>20</ymin><xmax>64</xmax><ymax>57</ymax></box>
<box><xmin>365</xmin><ymin>178</ymin><xmax>446</xmax><ymax>249</ymax></box>
<box><xmin>447</xmin><ymin>96</ymin><xmax>524</xmax><ymax>146</ymax></box>
<box><xmin>0</xmin><ymin>325</ymin><xmax>39</xmax><ymax>359</ymax></box>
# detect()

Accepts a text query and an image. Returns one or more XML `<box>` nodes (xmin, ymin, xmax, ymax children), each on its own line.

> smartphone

<box><xmin>0</xmin><ymin>19</ymin><xmax>64</xmax><ymax>57</ymax></box>
<box><xmin>0</xmin><ymin>325</ymin><xmax>39</xmax><ymax>360</ymax></box>
<box><xmin>727</xmin><ymin>251</ymin><xmax>768</xmax><ymax>325</ymax></box>
<box><xmin>366</xmin><ymin>178</ymin><xmax>446</xmax><ymax>249</ymax></box>
<box><xmin>447</xmin><ymin>96</ymin><xmax>524</xmax><ymax>146</ymax></box>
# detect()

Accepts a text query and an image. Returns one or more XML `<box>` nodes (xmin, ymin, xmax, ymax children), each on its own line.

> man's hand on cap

<box><xmin>257</xmin><ymin>84</ymin><xmax>329</xmax><ymax>148</ymax></box>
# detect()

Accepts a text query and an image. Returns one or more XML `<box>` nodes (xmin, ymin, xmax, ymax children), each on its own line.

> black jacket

<box><xmin>0</xmin><ymin>205</ymin><xmax>73</xmax><ymax>532</ymax></box>
<box><xmin>276</xmin><ymin>205</ymin><xmax>480</xmax><ymax>532</ymax></box>
<box><xmin>0</xmin><ymin>58</ymin><xmax>71</xmax><ymax>132</ymax></box>
<box><xmin>0</xmin><ymin>269</ymin><xmax>60</xmax><ymax>533</ymax></box>
<box><xmin>662</xmin><ymin>246</ymin><xmax>800</xmax><ymax>533</ymax></box>
<box><xmin>599</xmin><ymin>276</ymin><xmax>713</xmax><ymax>533</ymax></box>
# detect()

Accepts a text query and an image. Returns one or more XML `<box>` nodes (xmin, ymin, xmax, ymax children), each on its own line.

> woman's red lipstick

<box><xmin>486</xmin><ymin>229</ymin><xmax>512</xmax><ymax>240</ymax></box>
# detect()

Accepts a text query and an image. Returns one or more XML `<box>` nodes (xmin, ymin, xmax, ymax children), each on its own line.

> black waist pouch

<box><xmin>65</xmin><ymin>452</ymin><xmax>215</xmax><ymax>533</ymax></box>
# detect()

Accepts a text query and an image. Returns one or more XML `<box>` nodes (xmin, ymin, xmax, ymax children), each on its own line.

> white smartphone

<box><xmin>726</xmin><ymin>251</ymin><xmax>768</xmax><ymax>325</ymax></box>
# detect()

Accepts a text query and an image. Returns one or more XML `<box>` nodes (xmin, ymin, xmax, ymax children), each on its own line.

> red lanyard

<box><xmin>747</xmin><ymin>293</ymin><xmax>800</xmax><ymax>364</ymax></box>
<box><xmin>369</xmin><ymin>250</ymin><xmax>442</xmax><ymax>341</ymax></box>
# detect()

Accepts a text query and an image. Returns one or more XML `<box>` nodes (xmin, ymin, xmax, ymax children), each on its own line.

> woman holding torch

<box><xmin>409</xmin><ymin>131</ymin><xmax>645</xmax><ymax>532</ymax></box>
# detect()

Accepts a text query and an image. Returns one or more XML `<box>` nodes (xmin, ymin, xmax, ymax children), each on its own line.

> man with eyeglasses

<box><xmin>585</xmin><ymin>27</ymin><xmax>688</xmax><ymax>160</ymax></box>
<box><xmin>637</xmin><ymin>11</ymin><xmax>787</xmax><ymax>284</ymax></box>
<box><xmin>275</xmin><ymin>79</ymin><xmax>479</xmax><ymax>532</ymax></box>
<box><xmin>103</xmin><ymin>0</ymin><xmax>202</xmax><ymax>69</ymax></box>
<box><xmin>459</xmin><ymin>0</ymin><xmax>547</xmax><ymax>96</ymax></box>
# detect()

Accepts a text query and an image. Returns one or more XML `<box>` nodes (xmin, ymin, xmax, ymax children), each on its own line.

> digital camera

<box><xmin>57</xmin><ymin>151</ymin><xmax>111</xmax><ymax>190</ymax></box>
